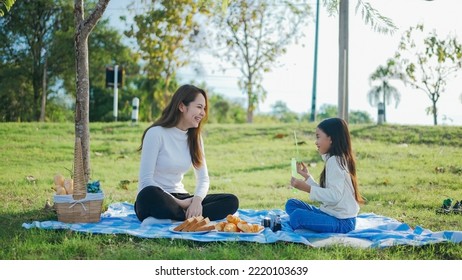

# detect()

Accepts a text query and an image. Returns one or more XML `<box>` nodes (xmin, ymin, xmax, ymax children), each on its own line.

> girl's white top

<box><xmin>307</xmin><ymin>154</ymin><xmax>359</xmax><ymax>219</ymax></box>
<box><xmin>138</xmin><ymin>126</ymin><xmax>209</xmax><ymax>198</ymax></box>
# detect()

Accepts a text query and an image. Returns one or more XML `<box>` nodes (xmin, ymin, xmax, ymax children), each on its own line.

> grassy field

<box><xmin>0</xmin><ymin>122</ymin><xmax>461</xmax><ymax>259</ymax></box>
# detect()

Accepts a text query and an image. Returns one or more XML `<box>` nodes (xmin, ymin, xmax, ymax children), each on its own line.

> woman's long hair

<box><xmin>318</xmin><ymin>118</ymin><xmax>364</xmax><ymax>204</ymax></box>
<box><xmin>139</xmin><ymin>84</ymin><xmax>209</xmax><ymax>168</ymax></box>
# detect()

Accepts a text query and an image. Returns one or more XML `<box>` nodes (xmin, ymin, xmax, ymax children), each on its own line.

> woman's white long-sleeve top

<box><xmin>138</xmin><ymin>126</ymin><xmax>210</xmax><ymax>198</ymax></box>
<box><xmin>307</xmin><ymin>154</ymin><xmax>359</xmax><ymax>219</ymax></box>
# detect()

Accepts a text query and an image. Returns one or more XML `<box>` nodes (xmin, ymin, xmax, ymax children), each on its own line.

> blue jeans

<box><xmin>285</xmin><ymin>198</ymin><xmax>356</xmax><ymax>233</ymax></box>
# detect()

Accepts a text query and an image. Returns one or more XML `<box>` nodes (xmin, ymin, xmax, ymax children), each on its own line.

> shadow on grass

<box><xmin>0</xmin><ymin>207</ymin><xmax>58</xmax><ymax>240</ymax></box>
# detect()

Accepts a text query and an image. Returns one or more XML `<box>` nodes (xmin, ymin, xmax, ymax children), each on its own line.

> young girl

<box><xmin>286</xmin><ymin>117</ymin><xmax>363</xmax><ymax>233</ymax></box>
<box><xmin>135</xmin><ymin>84</ymin><xmax>239</xmax><ymax>223</ymax></box>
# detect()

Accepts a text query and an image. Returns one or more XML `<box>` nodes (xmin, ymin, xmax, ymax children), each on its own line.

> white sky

<box><xmin>105</xmin><ymin>0</ymin><xmax>462</xmax><ymax>125</ymax></box>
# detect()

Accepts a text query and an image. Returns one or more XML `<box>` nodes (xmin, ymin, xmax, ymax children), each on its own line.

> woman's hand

<box><xmin>297</xmin><ymin>162</ymin><xmax>309</xmax><ymax>180</ymax></box>
<box><xmin>174</xmin><ymin>196</ymin><xmax>193</xmax><ymax>209</ymax></box>
<box><xmin>185</xmin><ymin>196</ymin><xmax>203</xmax><ymax>218</ymax></box>
<box><xmin>290</xmin><ymin>177</ymin><xmax>311</xmax><ymax>193</ymax></box>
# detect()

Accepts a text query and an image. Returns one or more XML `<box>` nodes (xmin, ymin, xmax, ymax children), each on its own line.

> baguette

<box><xmin>195</xmin><ymin>224</ymin><xmax>216</xmax><ymax>232</ymax></box>
<box><xmin>187</xmin><ymin>217</ymin><xmax>210</xmax><ymax>232</ymax></box>
<box><xmin>182</xmin><ymin>216</ymin><xmax>204</xmax><ymax>232</ymax></box>
<box><xmin>173</xmin><ymin>216</ymin><xmax>216</xmax><ymax>232</ymax></box>
<box><xmin>173</xmin><ymin>217</ymin><xmax>194</xmax><ymax>231</ymax></box>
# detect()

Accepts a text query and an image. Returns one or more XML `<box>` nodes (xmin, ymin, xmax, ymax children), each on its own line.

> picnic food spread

<box><xmin>173</xmin><ymin>216</ymin><xmax>215</xmax><ymax>232</ymax></box>
<box><xmin>172</xmin><ymin>214</ymin><xmax>264</xmax><ymax>233</ymax></box>
<box><xmin>216</xmin><ymin>214</ymin><xmax>264</xmax><ymax>233</ymax></box>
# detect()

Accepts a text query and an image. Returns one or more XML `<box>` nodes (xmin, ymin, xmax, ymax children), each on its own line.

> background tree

<box><xmin>0</xmin><ymin>0</ymin><xmax>15</xmax><ymax>16</ymax></box>
<box><xmin>349</xmin><ymin>110</ymin><xmax>373</xmax><ymax>124</ymax></box>
<box><xmin>315</xmin><ymin>104</ymin><xmax>372</xmax><ymax>124</ymax></box>
<box><xmin>189</xmin><ymin>81</ymin><xmax>246</xmax><ymax>124</ymax></box>
<box><xmin>0</xmin><ymin>0</ymin><xmax>138</xmax><ymax>122</ymax></box>
<box><xmin>270</xmin><ymin>101</ymin><xmax>299</xmax><ymax>123</ymax></box>
<box><xmin>367</xmin><ymin>58</ymin><xmax>401</xmax><ymax>123</ymax></box>
<box><xmin>86</xmin><ymin>19</ymin><xmax>141</xmax><ymax>122</ymax></box>
<box><xmin>0</xmin><ymin>0</ymin><xmax>65</xmax><ymax>121</ymax></box>
<box><xmin>394</xmin><ymin>24</ymin><xmax>462</xmax><ymax>125</ymax></box>
<box><xmin>74</xmin><ymin>0</ymin><xmax>110</xmax><ymax>182</ymax></box>
<box><xmin>212</xmin><ymin>0</ymin><xmax>310</xmax><ymax>123</ymax></box>
<box><xmin>125</xmin><ymin>0</ymin><xmax>207</xmax><ymax>121</ymax></box>
<box><xmin>316</xmin><ymin>104</ymin><xmax>338</xmax><ymax>120</ymax></box>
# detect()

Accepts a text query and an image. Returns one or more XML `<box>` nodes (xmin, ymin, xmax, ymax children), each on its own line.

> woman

<box><xmin>135</xmin><ymin>84</ymin><xmax>239</xmax><ymax>223</ymax></box>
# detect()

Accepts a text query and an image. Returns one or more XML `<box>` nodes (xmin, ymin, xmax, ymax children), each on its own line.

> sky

<box><xmin>104</xmin><ymin>0</ymin><xmax>462</xmax><ymax>126</ymax></box>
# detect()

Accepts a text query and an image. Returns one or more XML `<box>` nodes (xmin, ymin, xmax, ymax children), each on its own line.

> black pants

<box><xmin>135</xmin><ymin>186</ymin><xmax>239</xmax><ymax>222</ymax></box>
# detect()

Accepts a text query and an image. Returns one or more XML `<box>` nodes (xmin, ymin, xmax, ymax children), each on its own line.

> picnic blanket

<box><xmin>22</xmin><ymin>202</ymin><xmax>462</xmax><ymax>248</ymax></box>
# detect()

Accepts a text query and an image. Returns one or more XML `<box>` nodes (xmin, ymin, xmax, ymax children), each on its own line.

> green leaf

<box><xmin>0</xmin><ymin>0</ymin><xmax>16</xmax><ymax>16</ymax></box>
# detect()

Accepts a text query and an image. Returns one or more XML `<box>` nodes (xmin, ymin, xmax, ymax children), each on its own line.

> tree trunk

<box><xmin>39</xmin><ymin>54</ymin><xmax>47</xmax><ymax>122</ymax></box>
<box><xmin>32</xmin><ymin>63</ymin><xmax>42</xmax><ymax>121</ymax></box>
<box><xmin>246</xmin><ymin>107</ymin><xmax>253</xmax><ymax>123</ymax></box>
<box><xmin>74</xmin><ymin>0</ymin><xmax>110</xmax><ymax>182</ymax></box>
<box><xmin>382</xmin><ymin>87</ymin><xmax>387</xmax><ymax>123</ymax></box>
<box><xmin>75</xmin><ymin>30</ymin><xmax>91</xmax><ymax>182</ymax></box>
<box><xmin>432</xmin><ymin>99</ymin><xmax>438</xmax><ymax>125</ymax></box>
<box><xmin>246</xmin><ymin>84</ymin><xmax>254</xmax><ymax>123</ymax></box>
<box><xmin>338</xmin><ymin>0</ymin><xmax>349</xmax><ymax>122</ymax></box>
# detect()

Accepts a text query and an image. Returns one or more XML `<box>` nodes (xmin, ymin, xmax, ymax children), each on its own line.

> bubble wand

<box><xmin>294</xmin><ymin>130</ymin><xmax>300</xmax><ymax>159</ymax></box>
<box><xmin>291</xmin><ymin>130</ymin><xmax>300</xmax><ymax>177</ymax></box>
<box><xmin>291</xmin><ymin>131</ymin><xmax>300</xmax><ymax>193</ymax></box>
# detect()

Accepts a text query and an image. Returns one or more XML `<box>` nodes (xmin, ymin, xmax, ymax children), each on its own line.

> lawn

<box><xmin>0</xmin><ymin>122</ymin><xmax>461</xmax><ymax>259</ymax></box>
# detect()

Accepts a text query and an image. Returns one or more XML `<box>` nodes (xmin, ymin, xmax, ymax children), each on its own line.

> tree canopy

<box><xmin>394</xmin><ymin>24</ymin><xmax>462</xmax><ymax>125</ymax></box>
<box><xmin>212</xmin><ymin>0</ymin><xmax>310</xmax><ymax>123</ymax></box>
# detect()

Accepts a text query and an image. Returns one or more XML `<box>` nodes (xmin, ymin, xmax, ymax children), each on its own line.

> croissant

<box><xmin>214</xmin><ymin>221</ymin><xmax>227</xmax><ymax>231</ymax></box>
<box><xmin>249</xmin><ymin>224</ymin><xmax>264</xmax><ymax>233</ymax></box>
<box><xmin>226</xmin><ymin>214</ymin><xmax>241</xmax><ymax>225</ymax></box>
<box><xmin>215</xmin><ymin>215</ymin><xmax>264</xmax><ymax>234</ymax></box>
<box><xmin>237</xmin><ymin>222</ymin><xmax>264</xmax><ymax>233</ymax></box>
<box><xmin>223</xmin><ymin>222</ymin><xmax>238</xmax><ymax>232</ymax></box>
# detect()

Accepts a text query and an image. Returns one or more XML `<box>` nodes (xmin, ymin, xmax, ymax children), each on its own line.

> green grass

<box><xmin>1</xmin><ymin>122</ymin><xmax>462</xmax><ymax>259</ymax></box>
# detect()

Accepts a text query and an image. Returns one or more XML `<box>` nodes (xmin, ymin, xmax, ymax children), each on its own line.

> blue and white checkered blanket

<box><xmin>22</xmin><ymin>202</ymin><xmax>462</xmax><ymax>248</ymax></box>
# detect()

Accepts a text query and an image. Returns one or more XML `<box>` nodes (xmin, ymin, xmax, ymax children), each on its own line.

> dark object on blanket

<box><xmin>272</xmin><ymin>215</ymin><xmax>282</xmax><ymax>232</ymax></box>
<box><xmin>261</xmin><ymin>215</ymin><xmax>282</xmax><ymax>232</ymax></box>
<box><xmin>262</xmin><ymin>217</ymin><xmax>271</xmax><ymax>228</ymax></box>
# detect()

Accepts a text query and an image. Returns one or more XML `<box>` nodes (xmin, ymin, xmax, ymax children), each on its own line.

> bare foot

<box><xmin>175</xmin><ymin>197</ymin><xmax>193</xmax><ymax>209</ymax></box>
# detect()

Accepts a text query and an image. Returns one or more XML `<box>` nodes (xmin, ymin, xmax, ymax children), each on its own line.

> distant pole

<box><xmin>338</xmin><ymin>0</ymin><xmax>349</xmax><ymax>122</ymax></box>
<box><xmin>131</xmin><ymin>97</ymin><xmax>139</xmax><ymax>125</ymax></box>
<box><xmin>113</xmin><ymin>64</ymin><xmax>118</xmax><ymax>122</ymax></box>
<box><xmin>310</xmin><ymin>0</ymin><xmax>320</xmax><ymax>122</ymax></box>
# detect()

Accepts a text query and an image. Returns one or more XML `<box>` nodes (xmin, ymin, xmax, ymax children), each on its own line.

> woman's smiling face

<box><xmin>177</xmin><ymin>93</ymin><xmax>206</xmax><ymax>130</ymax></box>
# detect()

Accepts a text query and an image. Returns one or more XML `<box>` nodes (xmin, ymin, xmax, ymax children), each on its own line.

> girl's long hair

<box><xmin>318</xmin><ymin>118</ymin><xmax>364</xmax><ymax>204</ymax></box>
<box><xmin>139</xmin><ymin>84</ymin><xmax>209</xmax><ymax>168</ymax></box>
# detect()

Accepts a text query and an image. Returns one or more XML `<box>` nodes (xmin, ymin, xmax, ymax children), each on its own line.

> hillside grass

<box><xmin>0</xmin><ymin>122</ymin><xmax>461</xmax><ymax>259</ymax></box>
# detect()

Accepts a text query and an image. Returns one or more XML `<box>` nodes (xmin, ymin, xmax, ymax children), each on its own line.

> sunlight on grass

<box><xmin>1</xmin><ymin>122</ymin><xmax>461</xmax><ymax>259</ymax></box>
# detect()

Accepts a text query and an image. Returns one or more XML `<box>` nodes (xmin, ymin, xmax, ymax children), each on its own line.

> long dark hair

<box><xmin>318</xmin><ymin>118</ymin><xmax>363</xmax><ymax>203</ymax></box>
<box><xmin>139</xmin><ymin>84</ymin><xmax>209</xmax><ymax>168</ymax></box>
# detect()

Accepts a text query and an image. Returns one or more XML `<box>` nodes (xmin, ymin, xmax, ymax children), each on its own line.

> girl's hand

<box><xmin>297</xmin><ymin>162</ymin><xmax>309</xmax><ymax>180</ymax></box>
<box><xmin>291</xmin><ymin>177</ymin><xmax>311</xmax><ymax>193</ymax></box>
<box><xmin>185</xmin><ymin>196</ymin><xmax>203</xmax><ymax>218</ymax></box>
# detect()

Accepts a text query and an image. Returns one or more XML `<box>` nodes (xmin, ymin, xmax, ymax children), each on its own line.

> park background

<box><xmin>1</xmin><ymin>0</ymin><xmax>462</xmax><ymax>125</ymax></box>
<box><xmin>1</xmin><ymin>0</ymin><xmax>462</xmax><ymax>266</ymax></box>
<box><xmin>104</xmin><ymin>0</ymin><xmax>462</xmax><ymax>126</ymax></box>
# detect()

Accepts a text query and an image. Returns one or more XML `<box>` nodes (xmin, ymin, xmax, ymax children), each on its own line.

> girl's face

<box><xmin>177</xmin><ymin>94</ymin><xmax>206</xmax><ymax>130</ymax></box>
<box><xmin>315</xmin><ymin>127</ymin><xmax>332</xmax><ymax>155</ymax></box>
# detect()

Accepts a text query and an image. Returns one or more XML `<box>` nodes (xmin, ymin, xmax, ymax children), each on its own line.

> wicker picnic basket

<box><xmin>54</xmin><ymin>137</ymin><xmax>104</xmax><ymax>223</ymax></box>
